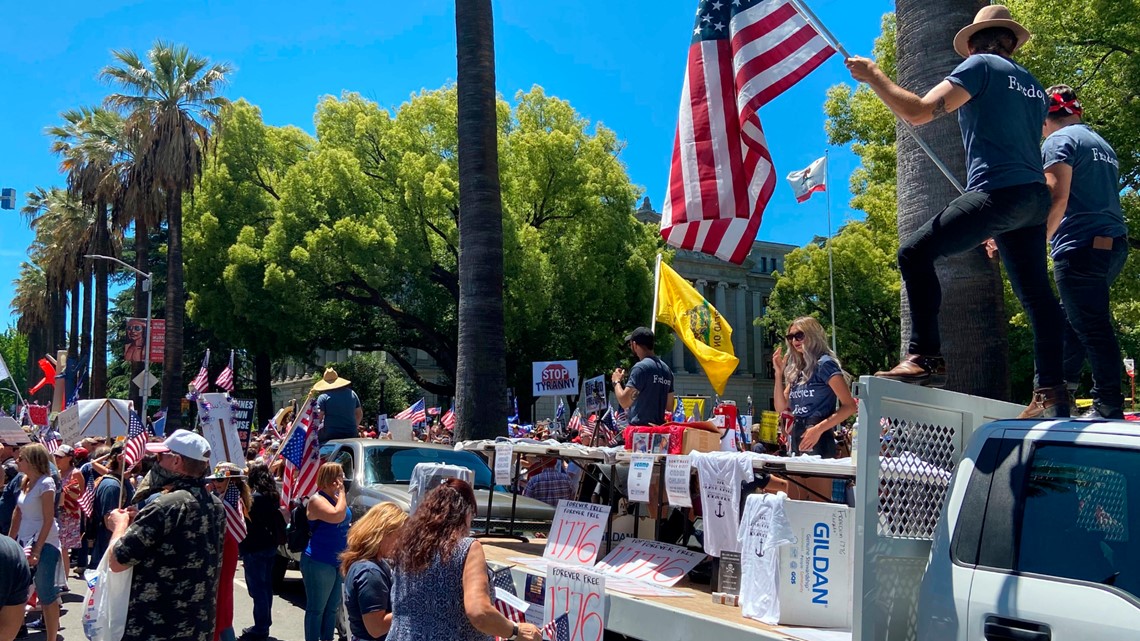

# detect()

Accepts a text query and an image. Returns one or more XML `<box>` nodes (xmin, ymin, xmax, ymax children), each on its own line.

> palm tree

<box><xmin>12</xmin><ymin>261</ymin><xmax>51</xmax><ymax>403</ymax></box>
<box><xmin>453</xmin><ymin>0</ymin><xmax>508</xmax><ymax>440</ymax></box>
<box><xmin>101</xmin><ymin>42</ymin><xmax>232</xmax><ymax>432</ymax></box>
<box><xmin>894</xmin><ymin>0</ymin><xmax>1007</xmax><ymax>398</ymax></box>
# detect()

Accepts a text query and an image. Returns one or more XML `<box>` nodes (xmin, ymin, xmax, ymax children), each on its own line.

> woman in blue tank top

<box><xmin>302</xmin><ymin>463</ymin><xmax>352</xmax><ymax>641</ymax></box>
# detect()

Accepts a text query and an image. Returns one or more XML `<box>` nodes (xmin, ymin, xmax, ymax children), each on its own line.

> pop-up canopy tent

<box><xmin>57</xmin><ymin>399</ymin><xmax>133</xmax><ymax>445</ymax></box>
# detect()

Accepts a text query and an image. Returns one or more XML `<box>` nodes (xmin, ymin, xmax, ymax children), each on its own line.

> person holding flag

<box><xmin>845</xmin><ymin>5</ymin><xmax>1067</xmax><ymax>417</ymax></box>
<box><xmin>205</xmin><ymin>463</ymin><xmax>251</xmax><ymax>641</ymax></box>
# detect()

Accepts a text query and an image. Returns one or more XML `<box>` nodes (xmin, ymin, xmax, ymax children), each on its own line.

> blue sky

<box><xmin>0</xmin><ymin>0</ymin><xmax>893</xmax><ymax>328</ymax></box>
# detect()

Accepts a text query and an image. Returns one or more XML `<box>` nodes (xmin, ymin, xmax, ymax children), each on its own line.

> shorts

<box><xmin>32</xmin><ymin>544</ymin><xmax>62</xmax><ymax>605</ymax></box>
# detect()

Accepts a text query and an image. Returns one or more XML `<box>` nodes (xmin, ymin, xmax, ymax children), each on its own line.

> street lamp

<box><xmin>84</xmin><ymin>254</ymin><xmax>155</xmax><ymax>419</ymax></box>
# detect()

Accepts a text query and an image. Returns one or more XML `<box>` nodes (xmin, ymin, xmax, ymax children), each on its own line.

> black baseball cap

<box><xmin>623</xmin><ymin>327</ymin><xmax>655</xmax><ymax>348</ymax></box>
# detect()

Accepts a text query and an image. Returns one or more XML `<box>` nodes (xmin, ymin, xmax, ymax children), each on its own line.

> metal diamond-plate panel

<box><xmin>876</xmin><ymin>416</ymin><xmax>957</xmax><ymax>540</ymax></box>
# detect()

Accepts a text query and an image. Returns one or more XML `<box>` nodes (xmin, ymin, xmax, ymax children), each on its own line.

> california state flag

<box><xmin>786</xmin><ymin>156</ymin><xmax>827</xmax><ymax>203</ymax></box>
<box><xmin>654</xmin><ymin>258</ymin><xmax>739</xmax><ymax>395</ymax></box>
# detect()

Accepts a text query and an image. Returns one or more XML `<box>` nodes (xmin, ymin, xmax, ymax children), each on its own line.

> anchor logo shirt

<box><xmin>738</xmin><ymin>493</ymin><xmax>794</xmax><ymax>624</ymax></box>
<box><xmin>690</xmin><ymin>451</ymin><xmax>754</xmax><ymax>557</ymax></box>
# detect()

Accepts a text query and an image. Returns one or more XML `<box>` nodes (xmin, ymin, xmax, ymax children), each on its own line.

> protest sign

<box><xmin>533</xmin><ymin>361</ymin><xmax>579</xmax><ymax>397</ymax></box>
<box><xmin>377</xmin><ymin>414</ymin><xmax>389</xmax><ymax>435</ymax></box>
<box><xmin>581</xmin><ymin>375</ymin><xmax>606</xmax><ymax>414</ymax></box>
<box><xmin>595</xmin><ymin>537</ymin><xmax>706</xmax><ymax>587</ymax></box>
<box><xmin>628</xmin><ymin>454</ymin><xmax>654</xmax><ymax>503</ymax></box>
<box><xmin>198</xmin><ymin>393</ymin><xmax>242</xmax><ymax>467</ymax></box>
<box><xmin>664</xmin><ymin>455</ymin><xmax>692</xmax><ymax>508</ymax></box>
<box><xmin>231</xmin><ymin>399</ymin><xmax>255</xmax><ymax>430</ymax></box>
<box><xmin>542</xmin><ymin>500</ymin><xmax>611</xmax><ymax>566</ymax></box>
<box><xmin>494</xmin><ymin>442</ymin><xmax>514</xmax><ymax>486</ymax></box>
<box><xmin>387</xmin><ymin>418</ymin><xmax>413</xmax><ymax>442</ymax></box>
<box><xmin>545</xmin><ymin>564</ymin><xmax>605</xmax><ymax>641</ymax></box>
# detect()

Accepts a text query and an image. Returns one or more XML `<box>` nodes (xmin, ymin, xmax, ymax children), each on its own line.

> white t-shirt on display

<box><xmin>17</xmin><ymin>475</ymin><xmax>61</xmax><ymax>550</ymax></box>
<box><xmin>690</xmin><ymin>451</ymin><xmax>754</xmax><ymax>557</ymax></box>
<box><xmin>737</xmin><ymin>492</ymin><xmax>794</xmax><ymax>624</ymax></box>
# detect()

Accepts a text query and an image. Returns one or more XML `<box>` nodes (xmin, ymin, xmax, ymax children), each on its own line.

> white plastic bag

<box><xmin>82</xmin><ymin>551</ymin><xmax>132</xmax><ymax>641</ymax></box>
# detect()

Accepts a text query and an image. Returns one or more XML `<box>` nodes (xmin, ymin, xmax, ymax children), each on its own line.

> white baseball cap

<box><xmin>146</xmin><ymin>429</ymin><xmax>211</xmax><ymax>462</ymax></box>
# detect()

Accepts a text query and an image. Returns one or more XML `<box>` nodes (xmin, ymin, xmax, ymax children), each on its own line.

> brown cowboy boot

<box><xmin>875</xmin><ymin>354</ymin><xmax>947</xmax><ymax>388</ymax></box>
<box><xmin>1018</xmin><ymin>384</ymin><xmax>1071</xmax><ymax>419</ymax></box>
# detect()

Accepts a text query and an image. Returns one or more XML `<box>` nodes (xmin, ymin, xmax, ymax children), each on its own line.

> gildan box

<box><xmin>777</xmin><ymin>500</ymin><xmax>853</xmax><ymax>628</ymax></box>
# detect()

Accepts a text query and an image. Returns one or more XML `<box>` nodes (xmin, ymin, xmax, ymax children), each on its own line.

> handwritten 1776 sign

<box><xmin>594</xmin><ymin>537</ymin><xmax>706</xmax><ymax>587</ymax></box>
<box><xmin>542</xmin><ymin>500</ymin><xmax>611</xmax><ymax>566</ymax></box>
<box><xmin>546</xmin><ymin>564</ymin><xmax>605</xmax><ymax>641</ymax></box>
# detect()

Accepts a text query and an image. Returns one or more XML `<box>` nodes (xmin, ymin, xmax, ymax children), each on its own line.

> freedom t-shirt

<box><xmin>345</xmin><ymin>559</ymin><xmax>393</xmax><ymax>641</ymax></box>
<box><xmin>690</xmin><ymin>451</ymin><xmax>754</xmax><ymax>557</ymax></box>
<box><xmin>627</xmin><ymin>356</ymin><xmax>674</xmax><ymax>426</ymax></box>
<box><xmin>1042</xmin><ymin>124</ymin><xmax>1127</xmax><ymax>258</ymax></box>
<box><xmin>788</xmin><ymin>355</ymin><xmax>842</xmax><ymax>421</ymax></box>
<box><xmin>946</xmin><ymin>54</ymin><xmax>1047</xmax><ymax>191</ymax></box>
<box><xmin>738</xmin><ymin>492</ymin><xmax>794</xmax><ymax>624</ymax></box>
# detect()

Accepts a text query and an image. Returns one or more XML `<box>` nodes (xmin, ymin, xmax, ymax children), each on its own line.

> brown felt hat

<box><xmin>953</xmin><ymin>5</ymin><xmax>1031</xmax><ymax>58</ymax></box>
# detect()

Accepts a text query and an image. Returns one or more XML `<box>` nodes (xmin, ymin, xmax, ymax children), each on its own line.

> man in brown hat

<box><xmin>845</xmin><ymin>5</ymin><xmax>1068</xmax><ymax>417</ymax></box>
<box><xmin>313</xmin><ymin>368</ymin><xmax>363</xmax><ymax>444</ymax></box>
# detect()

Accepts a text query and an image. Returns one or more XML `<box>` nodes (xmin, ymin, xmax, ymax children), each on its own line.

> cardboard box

<box><xmin>777</xmin><ymin>500</ymin><xmax>853</xmax><ymax>628</ymax></box>
<box><xmin>680</xmin><ymin>428</ymin><xmax>719</xmax><ymax>454</ymax></box>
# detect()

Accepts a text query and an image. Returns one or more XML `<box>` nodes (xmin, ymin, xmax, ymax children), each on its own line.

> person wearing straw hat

<box><xmin>845</xmin><ymin>6</ymin><xmax>1068</xmax><ymax>417</ymax></box>
<box><xmin>205</xmin><ymin>463</ymin><xmax>251</xmax><ymax>641</ymax></box>
<box><xmin>313</xmin><ymin>368</ymin><xmax>363</xmax><ymax>444</ymax></box>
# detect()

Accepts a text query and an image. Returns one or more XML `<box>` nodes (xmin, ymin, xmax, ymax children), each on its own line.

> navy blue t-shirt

<box><xmin>345</xmin><ymin>559</ymin><xmax>393</xmax><ymax>641</ymax></box>
<box><xmin>627</xmin><ymin>356</ymin><xmax>674</xmax><ymax>426</ymax></box>
<box><xmin>788</xmin><ymin>355</ymin><xmax>842</xmax><ymax>421</ymax></box>
<box><xmin>1042</xmin><ymin>124</ymin><xmax>1127</xmax><ymax>258</ymax></box>
<box><xmin>317</xmin><ymin>388</ymin><xmax>362</xmax><ymax>442</ymax></box>
<box><xmin>946</xmin><ymin>54</ymin><xmax>1047</xmax><ymax>191</ymax></box>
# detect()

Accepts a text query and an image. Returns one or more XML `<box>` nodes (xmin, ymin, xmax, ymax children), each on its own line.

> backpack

<box><xmin>286</xmin><ymin>500</ymin><xmax>311</xmax><ymax>553</ymax></box>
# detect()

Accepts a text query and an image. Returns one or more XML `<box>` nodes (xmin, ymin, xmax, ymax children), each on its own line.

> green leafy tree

<box><xmin>325</xmin><ymin>354</ymin><xmax>417</xmax><ymax>423</ymax></box>
<box><xmin>0</xmin><ymin>328</ymin><xmax>29</xmax><ymax>408</ymax></box>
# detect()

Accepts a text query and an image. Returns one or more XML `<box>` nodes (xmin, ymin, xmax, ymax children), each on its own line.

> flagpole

<box><xmin>788</xmin><ymin>0</ymin><xmax>965</xmax><ymax>195</ymax></box>
<box><xmin>824</xmin><ymin>150</ymin><xmax>837</xmax><ymax>354</ymax></box>
<box><xmin>650</xmin><ymin>253</ymin><xmax>662</xmax><ymax>332</ymax></box>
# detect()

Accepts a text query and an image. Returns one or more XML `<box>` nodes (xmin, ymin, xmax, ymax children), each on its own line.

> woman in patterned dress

<box><xmin>52</xmin><ymin>445</ymin><xmax>84</xmax><ymax>579</ymax></box>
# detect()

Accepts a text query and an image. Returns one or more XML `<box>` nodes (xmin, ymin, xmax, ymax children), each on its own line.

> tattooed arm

<box><xmin>846</xmin><ymin>56</ymin><xmax>971</xmax><ymax>125</ymax></box>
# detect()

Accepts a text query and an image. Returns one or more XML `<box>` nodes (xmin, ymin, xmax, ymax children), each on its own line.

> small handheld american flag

<box><xmin>190</xmin><ymin>349</ymin><xmax>211</xmax><ymax>394</ymax></box>
<box><xmin>122</xmin><ymin>411</ymin><xmax>150</xmax><ymax>472</ymax></box>
<box><xmin>394</xmin><ymin>398</ymin><xmax>426</xmax><ymax>424</ymax></box>
<box><xmin>223</xmin><ymin>482</ymin><xmax>247</xmax><ymax>543</ymax></box>
<box><xmin>541</xmin><ymin>614</ymin><xmax>570</xmax><ymax>641</ymax></box>
<box><xmin>77</xmin><ymin>475</ymin><xmax>95</xmax><ymax>518</ymax></box>
<box><xmin>441</xmin><ymin>406</ymin><xmax>456</xmax><ymax>431</ymax></box>
<box><xmin>491</xmin><ymin>566</ymin><xmax>516</xmax><ymax>596</ymax></box>
<box><xmin>215</xmin><ymin>350</ymin><xmax>235</xmax><ymax>393</ymax></box>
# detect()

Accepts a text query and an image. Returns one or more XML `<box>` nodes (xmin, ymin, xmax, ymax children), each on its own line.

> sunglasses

<box><xmin>785</xmin><ymin>331</ymin><xmax>806</xmax><ymax>342</ymax></box>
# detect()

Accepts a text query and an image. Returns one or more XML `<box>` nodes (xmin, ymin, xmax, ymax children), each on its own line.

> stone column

<box><xmin>753</xmin><ymin>291</ymin><xmax>766</xmax><ymax>378</ymax></box>
<box><xmin>735</xmin><ymin>284</ymin><xmax>749</xmax><ymax>374</ymax></box>
<box><xmin>672</xmin><ymin>333</ymin><xmax>685</xmax><ymax>370</ymax></box>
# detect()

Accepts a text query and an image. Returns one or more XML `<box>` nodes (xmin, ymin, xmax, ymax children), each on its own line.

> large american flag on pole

<box><xmin>281</xmin><ymin>402</ymin><xmax>320</xmax><ymax>504</ymax></box>
<box><xmin>190</xmin><ymin>349</ymin><xmax>211</xmax><ymax>394</ymax></box>
<box><xmin>394</xmin><ymin>398</ymin><xmax>426</xmax><ymax>424</ymax></box>
<box><xmin>215</xmin><ymin>350</ymin><xmax>234</xmax><ymax>393</ymax></box>
<box><xmin>661</xmin><ymin>0</ymin><xmax>835</xmax><ymax>264</ymax></box>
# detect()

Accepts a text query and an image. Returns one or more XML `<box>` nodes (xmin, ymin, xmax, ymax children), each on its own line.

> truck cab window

<box><xmin>1016</xmin><ymin>443</ymin><xmax>1138</xmax><ymax>598</ymax></box>
<box><xmin>334</xmin><ymin>450</ymin><xmax>354</xmax><ymax>484</ymax></box>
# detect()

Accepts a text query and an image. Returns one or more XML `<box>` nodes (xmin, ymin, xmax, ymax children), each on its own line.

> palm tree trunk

<box><xmin>454</xmin><ymin>0</ymin><xmax>508</xmax><ymax>441</ymax></box>
<box><xmin>80</xmin><ymin>268</ymin><xmax>92</xmax><ymax>388</ymax></box>
<box><xmin>70</xmin><ymin>280</ymin><xmax>80</xmax><ymax>359</ymax></box>
<box><xmin>91</xmin><ymin>202</ymin><xmax>109</xmax><ymax>398</ymax></box>
<box><xmin>255</xmin><ymin>351</ymin><xmax>274</xmax><ymax>430</ymax></box>
<box><xmin>895</xmin><ymin>0</ymin><xmax>1008</xmax><ymax>398</ymax></box>
<box><xmin>131</xmin><ymin>220</ymin><xmax>150</xmax><ymax>413</ymax></box>
<box><xmin>161</xmin><ymin>190</ymin><xmax>186</xmax><ymax>434</ymax></box>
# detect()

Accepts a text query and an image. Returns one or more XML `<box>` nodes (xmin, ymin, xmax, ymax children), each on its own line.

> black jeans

<box><xmin>1055</xmin><ymin>238</ymin><xmax>1130</xmax><ymax>411</ymax></box>
<box><xmin>897</xmin><ymin>182</ymin><xmax>1065</xmax><ymax>386</ymax></box>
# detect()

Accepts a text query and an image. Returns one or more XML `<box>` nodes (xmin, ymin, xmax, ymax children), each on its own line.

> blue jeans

<box><xmin>897</xmin><ymin>183</ymin><xmax>1065</xmax><ymax>386</ymax></box>
<box><xmin>242</xmin><ymin>549</ymin><xmax>277</xmax><ymax>636</ymax></box>
<box><xmin>1055</xmin><ymin>238</ymin><xmax>1130</xmax><ymax>414</ymax></box>
<box><xmin>300</xmin><ymin>554</ymin><xmax>343</xmax><ymax>641</ymax></box>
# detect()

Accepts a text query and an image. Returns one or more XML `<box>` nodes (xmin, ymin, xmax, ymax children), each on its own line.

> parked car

<box><xmin>274</xmin><ymin>439</ymin><xmax>556</xmax><ymax>584</ymax></box>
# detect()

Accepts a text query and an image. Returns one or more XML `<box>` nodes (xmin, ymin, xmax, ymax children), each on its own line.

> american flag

<box><xmin>394</xmin><ymin>398</ymin><xmax>426</xmax><ymax>424</ymax></box>
<box><xmin>427</xmin><ymin>406</ymin><xmax>441</xmax><ymax>416</ymax></box>
<box><xmin>672</xmin><ymin>401</ymin><xmax>686</xmax><ymax>423</ymax></box>
<box><xmin>542</xmin><ymin>614</ymin><xmax>571</xmax><ymax>641</ymax></box>
<box><xmin>441</xmin><ymin>406</ymin><xmax>456</xmax><ymax>431</ymax></box>
<box><xmin>281</xmin><ymin>403</ymin><xmax>320</xmax><ymax>504</ymax></box>
<box><xmin>67</xmin><ymin>369</ymin><xmax>85</xmax><ymax>407</ymax></box>
<box><xmin>493</xmin><ymin>587</ymin><xmax>528</xmax><ymax>624</ymax></box>
<box><xmin>190</xmin><ymin>349</ymin><xmax>211</xmax><ymax>394</ymax></box>
<box><xmin>77</xmin><ymin>475</ymin><xmax>95</xmax><ymax>518</ymax></box>
<box><xmin>122</xmin><ymin>411</ymin><xmax>150</xmax><ymax>472</ymax></box>
<box><xmin>223</xmin><ymin>482</ymin><xmax>247</xmax><ymax>543</ymax></box>
<box><xmin>660</xmin><ymin>0</ymin><xmax>835</xmax><ymax>264</ymax></box>
<box><xmin>41</xmin><ymin>435</ymin><xmax>59</xmax><ymax>455</ymax></box>
<box><xmin>566</xmin><ymin>409</ymin><xmax>582</xmax><ymax>434</ymax></box>
<box><xmin>614</xmin><ymin>405</ymin><xmax>629</xmax><ymax>431</ymax></box>
<box><xmin>491</xmin><ymin>566</ymin><xmax>516</xmax><ymax>596</ymax></box>
<box><xmin>215</xmin><ymin>350</ymin><xmax>234</xmax><ymax>393</ymax></box>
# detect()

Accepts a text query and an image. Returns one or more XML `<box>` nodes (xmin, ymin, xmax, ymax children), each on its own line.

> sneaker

<box><xmin>25</xmin><ymin>619</ymin><xmax>44</xmax><ymax>631</ymax></box>
<box><xmin>875</xmin><ymin>354</ymin><xmax>947</xmax><ymax>387</ymax></box>
<box><xmin>1079</xmin><ymin>403</ymin><xmax>1125</xmax><ymax>420</ymax></box>
<box><xmin>1018</xmin><ymin>384</ymin><xmax>1070</xmax><ymax>419</ymax></box>
<box><xmin>238</xmin><ymin>628</ymin><xmax>269</xmax><ymax>641</ymax></box>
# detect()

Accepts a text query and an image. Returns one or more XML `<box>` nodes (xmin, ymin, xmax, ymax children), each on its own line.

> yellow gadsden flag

<box><xmin>654</xmin><ymin>260</ymin><xmax>739</xmax><ymax>395</ymax></box>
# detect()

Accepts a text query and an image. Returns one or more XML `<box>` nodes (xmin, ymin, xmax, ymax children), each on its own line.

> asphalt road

<box><xmin>46</xmin><ymin>565</ymin><xmax>313</xmax><ymax>641</ymax></box>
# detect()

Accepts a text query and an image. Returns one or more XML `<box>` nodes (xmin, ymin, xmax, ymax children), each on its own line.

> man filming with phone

<box><xmin>612</xmin><ymin>327</ymin><xmax>675</xmax><ymax>427</ymax></box>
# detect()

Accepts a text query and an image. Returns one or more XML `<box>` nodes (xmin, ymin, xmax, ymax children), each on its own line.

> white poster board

<box><xmin>545</xmin><ymin>564</ymin><xmax>606</xmax><ymax>641</ymax></box>
<box><xmin>533</xmin><ymin>360</ymin><xmax>579</xmax><ymax>397</ymax></box>
<box><xmin>664</xmin><ymin>455</ymin><xmax>692</xmax><ymax>508</ymax></box>
<box><xmin>581</xmin><ymin>375</ymin><xmax>607</xmax><ymax>414</ymax></box>
<box><xmin>387</xmin><ymin>418</ymin><xmax>414</xmax><ymax>442</ymax></box>
<box><xmin>494</xmin><ymin>442</ymin><xmax>514</xmax><ymax>486</ymax></box>
<box><xmin>198</xmin><ymin>393</ymin><xmax>242</xmax><ymax>467</ymax></box>
<box><xmin>542</xmin><ymin>500</ymin><xmax>611</xmax><ymax>566</ymax></box>
<box><xmin>628</xmin><ymin>453</ymin><xmax>654</xmax><ymax>503</ymax></box>
<box><xmin>56</xmin><ymin>404</ymin><xmax>81</xmax><ymax>446</ymax></box>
